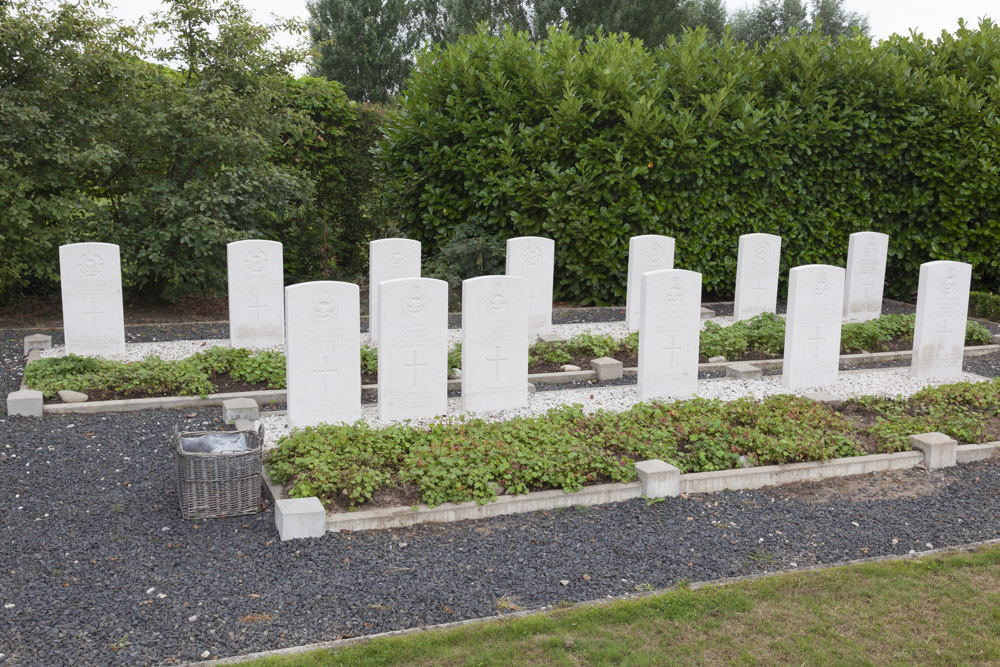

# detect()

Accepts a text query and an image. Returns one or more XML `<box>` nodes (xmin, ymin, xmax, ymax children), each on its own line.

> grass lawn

<box><xmin>242</xmin><ymin>544</ymin><xmax>1000</xmax><ymax>666</ymax></box>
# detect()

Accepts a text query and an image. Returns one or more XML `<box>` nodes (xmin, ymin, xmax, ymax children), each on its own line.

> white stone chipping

<box><xmin>257</xmin><ymin>368</ymin><xmax>985</xmax><ymax>450</ymax></box>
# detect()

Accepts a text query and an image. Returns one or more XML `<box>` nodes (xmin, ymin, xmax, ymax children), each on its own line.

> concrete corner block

<box><xmin>590</xmin><ymin>356</ymin><xmax>623</xmax><ymax>382</ymax></box>
<box><xmin>802</xmin><ymin>391</ymin><xmax>843</xmax><ymax>409</ymax></box>
<box><xmin>726</xmin><ymin>362</ymin><xmax>763</xmax><ymax>380</ymax></box>
<box><xmin>275</xmin><ymin>497</ymin><xmax>327</xmax><ymax>541</ymax></box>
<box><xmin>23</xmin><ymin>334</ymin><xmax>52</xmax><ymax>355</ymax></box>
<box><xmin>701</xmin><ymin>307</ymin><xmax>715</xmax><ymax>320</ymax></box>
<box><xmin>233</xmin><ymin>418</ymin><xmax>256</xmax><ymax>432</ymax></box>
<box><xmin>992</xmin><ymin>333</ymin><xmax>1000</xmax><ymax>345</ymax></box>
<box><xmin>909</xmin><ymin>432</ymin><xmax>957</xmax><ymax>469</ymax></box>
<box><xmin>527</xmin><ymin>382</ymin><xmax>536</xmax><ymax>395</ymax></box>
<box><xmin>7</xmin><ymin>390</ymin><xmax>44</xmax><ymax>417</ymax></box>
<box><xmin>538</xmin><ymin>333</ymin><xmax>566</xmax><ymax>344</ymax></box>
<box><xmin>222</xmin><ymin>397</ymin><xmax>259</xmax><ymax>424</ymax></box>
<box><xmin>635</xmin><ymin>459</ymin><xmax>680</xmax><ymax>498</ymax></box>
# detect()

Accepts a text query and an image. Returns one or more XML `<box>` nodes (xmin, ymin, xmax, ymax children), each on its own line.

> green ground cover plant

<box><xmin>265</xmin><ymin>378</ymin><xmax>1000</xmax><ymax>511</ymax></box>
<box><xmin>243</xmin><ymin>544</ymin><xmax>1000</xmax><ymax>666</ymax></box>
<box><xmin>23</xmin><ymin>346</ymin><xmax>287</xmax><ymax>399</ymax></box>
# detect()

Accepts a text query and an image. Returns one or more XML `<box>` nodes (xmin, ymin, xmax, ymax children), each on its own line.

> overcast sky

<box><xmin>91</xmin><ymin>0</ymin><xmax>998</xmax><ymax>67</ymax></box>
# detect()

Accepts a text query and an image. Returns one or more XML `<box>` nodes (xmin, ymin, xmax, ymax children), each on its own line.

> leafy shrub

<box><xmin>969</xmin><ymin>292</ymin><xmax>1000</xmax><ymax>322</ymax></box>
<box><xmin>380</xmin><ymin>24</ymin><xmax>1000</xmax><ymax>305</ymax></box>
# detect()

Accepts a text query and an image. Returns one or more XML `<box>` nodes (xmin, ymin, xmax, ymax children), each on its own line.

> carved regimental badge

<box><xmin>811</xmin><ymin>271</ymin><xmax>831</xmax><ymax>299</ymax></box>
<box><xmin>941</xmin><ymin>268</ymin><xmax>957</xmax><ymax>295</ymax></box>
<box><xmin>487</xmin><ymin>282</ymin><xmax>510</xmax><ymax>314</ymax></box>
<box><xmin>244</xmin><ymin>249</ymin><xmax>268</xmax><ymax>273</ymax></box>
<box><xmin>77</xmin><ymin>253</ymin><xmax>104</xmax><ymax>278</ymax></box>
<box><xmin>311</xmin><ymin>293</ymin><xmax>337</xmax><ymax>324</ymax></box>
<box><xmin>522</xmin><ymin>245</ymin><xmax>542</xmax><ymax>268</ymax></box>
<box><xmin>664</xmin><ymin>277</ymin><xmax>684</xmax><ymax>305</ymax></box>
<box><xmin>402</xmin><ymin>285</ymin><xmax>427</xmax><ymax>317</ymax></box>
<box><xmin>644</xmin><ymin>241</ymin><xmax>666</xmax><ymax>268</ymax></box>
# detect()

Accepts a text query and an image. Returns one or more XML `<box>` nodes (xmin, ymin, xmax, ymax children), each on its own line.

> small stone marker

<box><xmin>908</xmin><ymin>432</ymin><xmax>958</xmax><ymax>469</ymax></box>
<box><xmin>843</xmin><ymin>231</ymin><xmax>889</xmax><ymax>321</ymax></box>
<box><xmin>227</xmin><ymin>240</ymin><xmax>284</xmax><ymax>348</ymax></box>
<box><xmin>59</xmin><ymin>242</ymin><xmax>126</xmax><ymax>356</ymax></box>
<box><xmin>733</xmin><ymin>233</ymin><xmax>781</xmax><ymax>321</ymax></box>
<box><xmin>911</xmin><ymin>260</ymin><xmax>972</xmax><ymax>379</ymax></box>
<box><xmin>222</xmin><ymin>397</ymin><xmax>259</xmax><ymax>424</ymax></box>
<box><xmin>782</xmin><ymin>265</ymin><xmax>846</xmax><ymax>390</ymax></box>
<box><xmin>625</xmin><ymin>235</ymin><xmax>675</xmax><ymax>330</ymax></box>
<box><xmin>506</xmin><ymin>236</ymin><xmax>554</xmax><ymax>335</ymax></box>
<box><xmin>369</xmin><ymin>238</ymin><xmax>421</xmax><ymax>344</ymax></box>
<box><xmin>377</xmin><ymin>277</ymin><xmax>449</xmax><ymax>421</ymax></box>
<box><xmin>590</xmin><ymin>357</ymin><xmax>623</xmax><ymax>381</ymax></box>
<box><xmin>23</xmin><ymin>334</ymin><xmax>52</xmax><ymax>355</ymax></box>
<box><xmin>638</xmin><ymin>269</ymin><xmax>702</xmax><ymax>400</ymax></box>
<box><xmin>275</xmin><ymin>497</ymin><xmax>326</xmax><ymax>541</ymax></box>
<box><xmin>285</xmin><ymin>281</ymin><xmax>361</xmax><ymax>428</ymax></box>
<box><xmin>7</xmin><ymin>389</ymin><xmax>43</xmax><ymax>417</ymax></box>
<box><xmin>726</xmin><ymin>362</ymin><xmax>762</xmax><ymax>380</ymax></box>
<box><xmin>461</xmin><ymin>276</ymin><xmax>529</xmax><ymax>413</ymax></box>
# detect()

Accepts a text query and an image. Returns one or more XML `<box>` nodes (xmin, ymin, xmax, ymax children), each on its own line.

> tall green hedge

<box><xmin>378</xmin><ymin>22</ymin><xmax>1000</xmax><ymax>305</ymax></box>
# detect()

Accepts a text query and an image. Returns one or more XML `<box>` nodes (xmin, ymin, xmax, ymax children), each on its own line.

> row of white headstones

<box><xmin>57</xmin><ymin>232</ymin><xmax>971</xmax><ymax>428</ymax></box>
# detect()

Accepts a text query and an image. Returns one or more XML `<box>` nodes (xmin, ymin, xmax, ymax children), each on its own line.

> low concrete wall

<box><xmin>679</xmin><ymin>452</ymin><xmax>924</xmax><ymax>494</ymax></box>
<box><xmin>42</xmin><ymin>389</ymin><xmax>286</xmax><ymax>415</ymax></box>
<box><xmin>325</xmin><ymin>482</ymin><xmax>644</xmax><ymax>532</ymax></box>
<box><xmin>957</xmin><ymin>442</ymin><xmax>1000</xmax><ymax>463</ymax></box>
<box><xmin>314</xmin><ymin>447</ymin><xmax>989</xmax><ymax>533</ymax></box>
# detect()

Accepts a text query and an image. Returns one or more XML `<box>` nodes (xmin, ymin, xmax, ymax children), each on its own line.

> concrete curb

<box><xmin>23</xmin><ymin>344</ymin><xmax>1000</xmax><ymax>417</ymax></box>
<box><xmin>181</xmin><ymin>537</ymin><xmax>1000</xmax><ymax>666</ymax></box>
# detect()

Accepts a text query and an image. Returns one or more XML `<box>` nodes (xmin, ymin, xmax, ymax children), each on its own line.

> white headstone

<box><xmin>733</xmin><ymin>233</ymin><xmax>782</xmax><ymax>321</ymax></box>
<box><xmin>461</xmin><ymin>276</ymin><xmax>530</xmax><ymax>413</ymax></box>
<box><xmin>638</xmin><ymin>269</ymin><xmax>702</xmax><ymax>400</ymax></box>
<box><xmin>285</xmin><ymin>281</ymin><xmax>361</xmax><ymax>429</ymax></box>
<box><xmin>369</xmin><ymin>238</ymin><xmax>421</xmax><ymax>343</ymax></box>
<box><xmin>843</xmin><ymin>231</ymin><xmax>889</xmax><ymax>321</ymax></box>
<box><xmin>227</xmin><ymin>240</ymin><xmax>284</xmax><ymax>348</ymax></box>
<box><xmin>377</xmin><ymin>277</ymin><xmax>449</xmax><ymax>421</ymax></box>
<box><xmin>911</xmin><ymin>260</ymin><xmax>972</xmax><ymax>379</ymax></box>
<box><xmin>782</xmin><ymin>265</ymin><xmax>845</xmax><ymax>390</ymax></box>
<box><xmin>505</xmin><ymin>236</ymin><xmax>554</xmax><ymax>335</ymax></box>
<box><xmin>59</xmin><ymin>242</ymin><xmax>126</xmax><ymax>356</ymax></box>
<box><xmin>625</xmin><ymin>235</ymin><xmax>675</xmax><ymax>330</ymax></box>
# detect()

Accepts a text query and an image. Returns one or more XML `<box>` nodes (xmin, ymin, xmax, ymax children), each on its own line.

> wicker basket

<box><xmin>174</xmin><ymin>426</ymin><xmax>263</xmax><ymax>520</ymax></box>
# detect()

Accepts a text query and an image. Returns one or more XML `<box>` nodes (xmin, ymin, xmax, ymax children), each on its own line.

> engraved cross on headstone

<box><xmin>248</xmin><ymin>296</ymin><xmax>267</xmax><ymax>325</ymax></box>
<box><xmin>752</xmin><ymin>280</ymin><xmax>766</xmax><ymax>305</ymax></box>
<box><xmin>937</xmin><ymin>320</ymin><xmax>953</xmax><ymax>338</ymax></box>
<box><xmin>809</xmin><ymin>327</ymin><xmax>825</xmax><ymax>359</ymax></box>
<box><xmin>663</xmin><ymin>335</ymin><xmax>682</xmax><ymax>370</ymax></box>
<box><xmin>403</xmin><ymin>350</ymin><xmax>426</xmax><ymax>388</ymax></box>
<box><xmin>83</xmin><ymin>301</ymin><xmax>103</xmax><ymax>332</ymax></box>
<box><xmin>313</xmin><ymin>356</ymin><xmax>338</xmax><ymax>395</ymax></box>
<box><xmin>487</xmin><ymin>345</ymin><xmax>508</xmax><ymax>383</ymax></box>
<box><xmin>860</xmin><ymin>275</ymin><xmax>875</xmax><ymax>300</ymax></box>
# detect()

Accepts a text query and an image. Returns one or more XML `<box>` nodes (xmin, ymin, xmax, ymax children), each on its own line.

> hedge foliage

<box><xmin>0</xmin><ymin>2</ymin><xmax>384</xmax><ymax>303</ymax></box>
<box><xmin>378</xmin><ymin>22</ymin><xmax>1000</xmax><ymax>305</ymax></box>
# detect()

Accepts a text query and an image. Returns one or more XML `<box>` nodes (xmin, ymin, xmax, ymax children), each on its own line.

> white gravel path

<box><xmin>258</xmin><ymin>368</ymin><xmax>985</xmax><ymax>449</ymax></box>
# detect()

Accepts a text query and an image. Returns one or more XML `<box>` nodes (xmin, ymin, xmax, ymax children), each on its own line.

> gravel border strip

<box><xmin>184</xmin><ymin>536</ymin><xmax>1000</xmax><ymax>667</ymax></box>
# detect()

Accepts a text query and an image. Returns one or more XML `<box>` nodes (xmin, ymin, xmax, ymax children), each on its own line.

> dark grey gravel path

<box><xmin>2</xmin><ymin>406</ymin><xmax>1000</xmax><ymax>666</ymax></box>
<box><xmin>3</xmin><ymin>304</ymin><xmax>1000</xmax><ymax>665</ymax></box>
